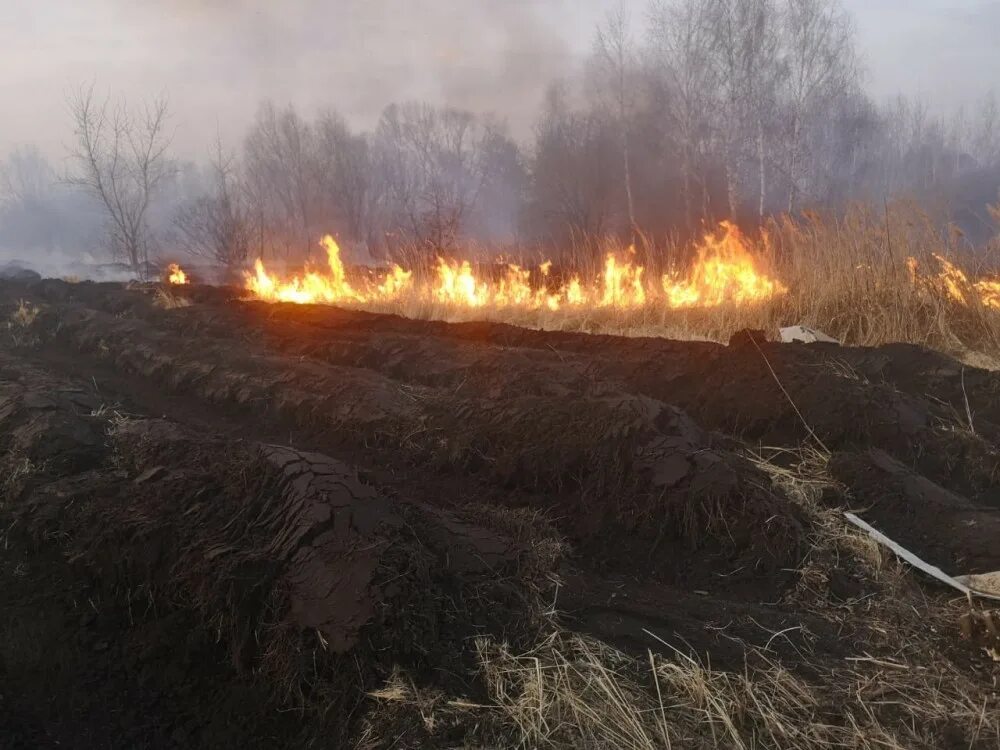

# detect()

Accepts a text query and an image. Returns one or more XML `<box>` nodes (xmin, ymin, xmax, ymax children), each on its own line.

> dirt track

<box><xmin>2</xmin><ymin>279</ymin><xmax>999</xmax><ymax>748</ymax></box>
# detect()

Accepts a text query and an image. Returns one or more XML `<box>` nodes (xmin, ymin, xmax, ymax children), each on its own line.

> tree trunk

<box><xmin>622</xmin><ymin>129</ymin><xmax>637</xmax><ymax>242</ymax></box>
<box><xmin>725</xmin><ymin>133</ymin><xmax>739</xmax><ymax>219</ymax></box>
<box><xmin>788</xmin><ymin>113</ymin><xmax>801</xmax><ymax>214</ymax></box>
<box><xmin>758</xmin><ymin>116</ymin><xmax>766</xmax><ymax>220</ymax></box>
<box><xmin>681</xmin><ymin>143</ymin><xmax>694</xmax><ymax>234</ymax></box>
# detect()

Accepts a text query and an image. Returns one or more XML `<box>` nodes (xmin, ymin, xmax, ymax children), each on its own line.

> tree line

<box><xmin>3</xmin><ymin>0</ymin><xmax>1000</xmax><ymax>274</ymax></box>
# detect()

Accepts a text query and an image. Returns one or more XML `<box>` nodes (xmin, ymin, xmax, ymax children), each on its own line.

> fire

<box><xmin>245</xmin><ymin>224</ymin><xmax>787</xmax><ymax>317</ymax></box>
<box><xmin>246</xmin><ymin>236</ymin><xmax>399</xmax><ymax>304</ymax></box>
<box><xmin>434</xmin><ymin>258</ymin><xmax>489</xmax><ymax>307</ymax></box>
<box><xmin>167</xmin><ymin>263</ymin><xmax>188</xmax><ymax>285</ymax></box>
<box><xmin>599</xmin><ymin>250</ymin><xmax>646</xmax><ymax>308</ymax></box>
<box><xmin>909</xmin><ymin>254</ymin><xmax>1000</xmax><ymax>310</ymax></box>
<box><xmin>663</xmin><ymin>222</ymin><xmax>786</xmax><ymax>307</ymax></box>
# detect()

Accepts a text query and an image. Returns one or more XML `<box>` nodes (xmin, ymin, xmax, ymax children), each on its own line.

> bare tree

<box><xmin>704</xmin><ymin>0</ymin><xmax>784</xmax><ymax>218</ymax></box>
<box><xmin>0</xmin><ymin>145</ymin><xmax>55</xmax><ymax>206</ymax></box>
<box><xmin>594</xmin><ymin>2</ymin><xmax>639</xmax><ymax>237</ymax></box>
<box><xmin>781</xmin><ymin>0</ymin><xmax>857</xmax><ymax>211</ymax></box>
<box><xmin>315</xmin><ymin>110</ymin><xmax>376</xmax><ymax>252</ymax></box>
<box><xmin>67</xmin><ymin>84</ymin><xmax>172</xmax><ymax>274</ymax></box>
<box><xmin>172</xmin><ymin>138</ymin><xmax>252</xmax><ymax>272</ymax></box>
<box><xmin>525</xmin><ymin>84</ymin><xmax>620</xmax><ymax>247</ymax></box>
<box><xmin>372</xmin><ymin>102</ymin><xmax>499</xmax><ymax>252</ymax></box>
<box><xmin>243</xmin><ymin>102</ymin><xmax>322</xmax><ymax>260</ymax></box>
<box><xmin>971</xmin><ymin>93</ymin><xmax>1000</xmax><ymax>167</ymax></box>
<box><xmin>649</xmin><ymin>0</ymin><xmax>719</xmax><ymax>230</ymax></box>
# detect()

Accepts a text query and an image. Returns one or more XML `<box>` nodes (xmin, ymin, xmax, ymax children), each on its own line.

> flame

<box><xmin>434</xmin><ymin>258</ymin><xmax>490</xmax><ymax>307</ymax></box>
<box><xmin>909</xmin><ymin>254</ymin><xmax>1000</xmax><ymax>310</ymax></box>
<box><xmin>377</xmin><ymin>264</ymin><xmax>413</xmax><ymax>297</ymax></box>
<box><xmin>979</xmin><ymin>280</ymin><xmax>1000</xmax><ymax>309</ymax></box>
<box><xmin>167</xmin><ymin>263</ymin><xmax>188</xmax><ymax>285</ymax></box>
<box><xmin>663</xmin><ymin>222</ymin><xmax>785</xmax><ymax>307</ymax></box>
<box><xmin>246</xmin><ymin>235</ymin><xmax>368</xmax><ymax>304</ymax></box>
<box><xmin>245</xmin><ymin>225</ymin><xmax>786</xmax><ymax>316</ymax></box>
<box><xmin>600</xmin><ymin>250</ymin><xmax>647</xmax><ymax>308</ymax></box>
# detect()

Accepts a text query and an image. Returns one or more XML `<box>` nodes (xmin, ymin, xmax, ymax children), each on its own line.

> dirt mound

<box><xmin>3</xmin><ymin>279</ymin><xmax>1000</xmax><ymax>748</ymax></box>
<box><xmin>60</xmin><ymin>283</ymin><xmax>998</xmax><ymax>499</ymax></box>
<box><xmin>0</xmin><ymin>361</ymin><xmax>546</xmax><ymax>744</ymax></box>
<box><xmin>830</xmin><ymin>449</ymin><xmax>1000</xmax><ymax>574</ymax></box>
<box><xmin>10</xmin><ymin>289</ymin><xmax>806</xmax><ymax>587</ymax></box>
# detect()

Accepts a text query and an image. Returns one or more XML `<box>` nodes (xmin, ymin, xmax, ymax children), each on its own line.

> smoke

<box><xmin>5</xmin><ymin>0</ymin><xmax>1000</xmax><ymax>161</ymax></box>
<box><xmin>4</xmin><ymin>0</ymin><xmax>593</xmax><ymax>159</ymax></box>
<box><xmin>0</xmin><ymin>250</ymin><xmax>144</xmax><ymax>283</ymax></box>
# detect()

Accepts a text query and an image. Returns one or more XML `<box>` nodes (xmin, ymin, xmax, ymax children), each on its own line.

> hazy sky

<box><xmin>1</xmin><ymin>0</ymin><xmax>998</xmax><ymax>161</ymax></box>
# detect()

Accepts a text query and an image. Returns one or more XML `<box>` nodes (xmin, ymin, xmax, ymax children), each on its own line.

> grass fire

<box><xmin>245</xmin><ymin>221</ymin><xmax>786</xmax><ymax>313</ymax></box>
<box><xmin>3</xmin><ymin>1</ymin><xmax>1000</xmax><ymax>749</ymax></box>
<box><xmin>167</xmin><ymin>262</ymin><xmax>189</xmax><ymax>285</ymax></box>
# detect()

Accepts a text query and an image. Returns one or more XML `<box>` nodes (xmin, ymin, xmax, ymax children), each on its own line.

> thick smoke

<box><xmin>45</xmin><ymin>0</ymin><xmax>584</xmax><ymax>155</ymax></box>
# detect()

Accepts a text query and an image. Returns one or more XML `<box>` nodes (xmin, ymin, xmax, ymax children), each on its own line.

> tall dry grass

<box><xmin>475</xmin><ymin>628</ymin><xmax>999</xmax><ymax>750</ymax></box>
<box><xmin>355</xmin><ymin>203</ymin><xmax>1000</xmax><ymax>362</ymax></box>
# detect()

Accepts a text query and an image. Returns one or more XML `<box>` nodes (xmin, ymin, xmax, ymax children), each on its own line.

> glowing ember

<box><xmin>245</xmin><ymin>224</ymin><xmax>787</xmax><ymax>314</ymax></box>
<box><xmin>167</xmin><ymin>263</ymin><xmax>188</xmax><ymax>285</ymax></box>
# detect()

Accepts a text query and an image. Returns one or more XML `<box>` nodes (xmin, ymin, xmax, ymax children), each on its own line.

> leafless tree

<box><xmin>594</xmin><ymin>2</ymin><xmax>640</xmax><ymax>237</ymax></box>
<box><xmin>315</xmin><ymin>110</ymin><xmax>377</xmax><ymax>252</ymax></box>
<box><xmin>372</xmin><ymin>102</ymin><xmax>499</xmax><ymax>252</ymax></box>
<box><xmin>781</xmin><ymin>0</ymin><xmax>858</xmax><ymax>211</ymax></box>
<box><xmin>649</xmin><ymin>0</ymin><xmax>719</xmax><ymax>229</ymax></box>
<box><xmin>705</xmin><ymin>0</ymin><xmax>785</xmax><ymax>219</ymax></box>
<box><xmin>0</xmin><ymin>145</ymin><xmax>55</xmax><ymax>206</ymax></box>
<box><xmin>971</xmin><ymin>93</ymin><xmax>1000</xmax><ymax>167</ymax></box>
<box><xmin>172</xmin><ymin>138</ymin><xmax>252</xmax><ymax>272</ymax></box>
<box><xmin>243</xmin><ymin>102</ymin><xmax>323</xmax><ymax>260</ymax></box>
<box><xmin>67</xmin><ymin>84</ymin><xmax>172</xmax><ymax>274</ymax></box>
<box><xmin>526</xmin><ymin>84</ymin><xmax>620</xmax><ymax>247</ymax></box>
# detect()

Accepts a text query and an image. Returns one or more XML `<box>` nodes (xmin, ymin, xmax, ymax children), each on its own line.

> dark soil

<box><xmin>2</xmin><ymin>279</ymin><xmax>999</xmax><ymax>748</ymax></box>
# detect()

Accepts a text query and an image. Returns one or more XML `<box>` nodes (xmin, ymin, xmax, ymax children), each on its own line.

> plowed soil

<box><xmin>2</xmin><ymin>279</ymin><xmax>999</xmax><ymax>749</ymax></box>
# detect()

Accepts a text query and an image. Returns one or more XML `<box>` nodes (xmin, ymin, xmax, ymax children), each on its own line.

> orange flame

<box><xmin>167</xmin><ymin>263</ymin><xmax>188</xmax><ymax>285</ymax></box>
<box><xmin>245</xmin><ymin>225</ymin><xmax>786</xmax><ymax>316</ymax></box>
<box><xmin>909</xmin><ymin>254</ymin><xmax>1000</xmax><ymax>310</ymax></box>
<box><xmin>663</xmin><ymin>222</ymin><xmax>785</xmax><ymax>307</ymax></box>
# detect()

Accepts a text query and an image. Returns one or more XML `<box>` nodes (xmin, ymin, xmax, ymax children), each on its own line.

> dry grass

<box><xmin>455</xmin><ymin>445</ymin><xmax>998</xmax><ymax>749</ymax></box>
<box><xmin>8</xmin><ymin>299</ymin><xmax>39</xmax><ymax>327</ymax></box>
<box><xmin>153</xmin><ymin>288</ymin><xmax>192</xmax><ymax>309</ymax></box>
<box><xmin>473</xmin><ymin>621</ymin><xmax>998</xmax><ymax>750</ymax></box>
<box><xmin>0</xmin><ymin>454</ymin><xmax>43</xmax><ymax>503</ymax></box>
<box><xmin>6</xmin><ymin>299</ymin><xmax>41</xmax><ymax>347</ymax></box>
<box><xmin>348</xmin><ymin>203</ymin><xmax>1000</xmax><ymax>362</ymax></box>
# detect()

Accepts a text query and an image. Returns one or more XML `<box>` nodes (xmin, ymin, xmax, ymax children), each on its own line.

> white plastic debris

<box><xmin>779</xmin><ymin>325</ymin><xmax>840</xmax><ymax>345</ymax></box>
<box><xmin>844</xmin><ymin>512</ymin><xmax>1000</xmax><ymax>602</ymax></box>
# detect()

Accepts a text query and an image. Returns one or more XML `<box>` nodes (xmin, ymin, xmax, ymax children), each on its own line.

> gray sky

<box><xmin>1</xmin><ymin>0</ymin><xmax>998</xmax><ymax>161</ymax></box>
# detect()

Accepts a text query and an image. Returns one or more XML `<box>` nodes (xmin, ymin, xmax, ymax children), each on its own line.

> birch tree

<box><xmin>649</xmin><ymin>0</ymin><xmax>719</xmax><ymax>229</ymax></box>
<box><xmin>781</xmin><ymin>0</ymin><xmax>857</xmax><ymax>211</ymax></box>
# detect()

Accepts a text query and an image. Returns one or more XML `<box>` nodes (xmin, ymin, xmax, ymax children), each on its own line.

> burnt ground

<box><xmin>1</xmin><ymin>279</ymin><xmax>999</xmax><ymax>748</ymax></box>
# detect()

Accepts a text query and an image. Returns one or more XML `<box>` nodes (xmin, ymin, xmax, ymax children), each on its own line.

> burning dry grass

<box><xmin>166</xmin><ymin>262</ymin><xmax>188</xmax><ymax>285</ymax></box>
<box><xmin>6</xmin><ymin>298</ymin><xmax>40</xmax><ymax>347</ymax></box>
<box><xmin>242</xmin><ymin>204</ymin><xmax>1000</xmax><ymax>363</ymax></box>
